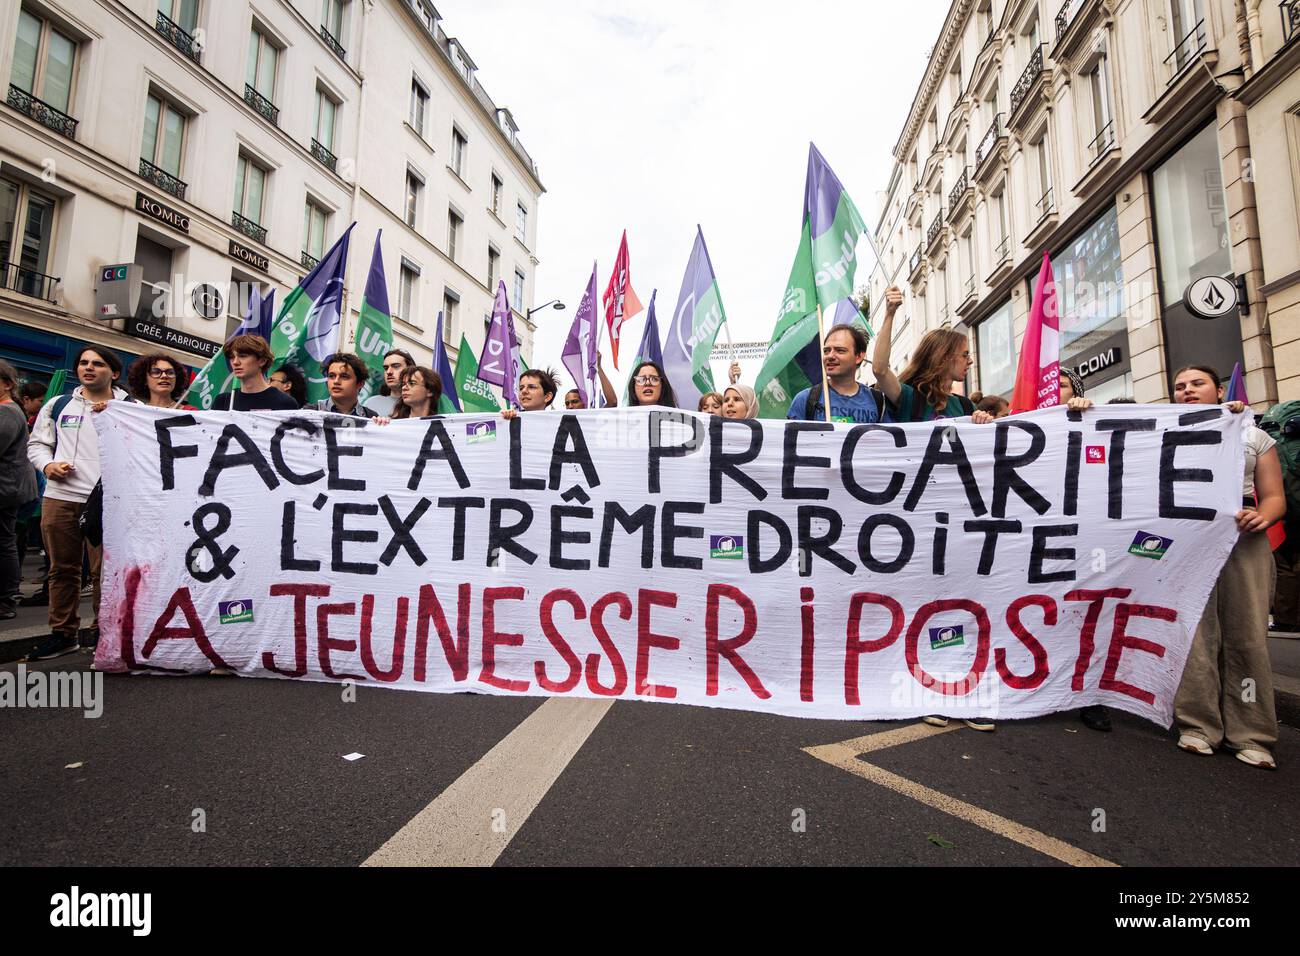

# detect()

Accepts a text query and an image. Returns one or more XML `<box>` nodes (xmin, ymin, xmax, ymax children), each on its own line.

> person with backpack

<box><xmin>0</xmin><ymin>360</ymin><xmax>37</xmax><ymax>621</ymax></box>
<box><xmin>1261</xmin><ymin>400</ymin><xmax>1300</xmax><ymax>633</ymax></box>
<box><xmin>25</xmin><ymin>346</ymin><xmax>130</xmax><ymax>659</ymax></box>
<box><xmin>873</xmin><ymin>287</ymin><xmax>993</xmax><ymax>425</ymax></box>
<box><xmin>786</xmin><ymin>322</ymin><xmax>887</xmax><ymax>424</ymax></box>
<box><xmin>874</xmin><ymin>288</ymin><xmax>995</xmax><ymax>731</ymax></box>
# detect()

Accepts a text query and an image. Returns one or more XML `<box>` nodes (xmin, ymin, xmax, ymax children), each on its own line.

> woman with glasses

<box><xmin>392</xmin><ymin>367</ymin><xmax>443</xmax><ymax>420</ymax></box>
<box><xmin>126</xmin><ymin>353</ymin><xmax>194</xmax><ymax>410</ymax></box>
<box><xmin>626</xmin><ymin>361</ymin><xmax>677</xmax><ymax>409</ymax></box>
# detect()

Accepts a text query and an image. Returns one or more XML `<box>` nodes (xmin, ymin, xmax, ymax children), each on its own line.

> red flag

<box><xmin>1010</xmin><ymin>253</ymin><xmax>1061</xmax><ymax>414</ymax></box>
<box><xmin>601</xmin><ymin>230</ymin><xmax>644</xmax><ymax>369</ymax></box>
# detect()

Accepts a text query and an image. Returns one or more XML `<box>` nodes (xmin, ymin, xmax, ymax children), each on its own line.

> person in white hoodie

<box><xmin>25</xmin><ymin>346</ymin><xmax>129</xmax><ymax>660</ymax></box>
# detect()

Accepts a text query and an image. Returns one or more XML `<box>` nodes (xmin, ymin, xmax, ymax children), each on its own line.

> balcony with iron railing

<box><xmin>1282</xmin><ymin>1</ymin><xmax>1299</xmax><ymax>44</ymax></box>
<box><xmin>1088</xmin><ymin>120</ymin><xmax>1116</xmax><ymax>163</ymax></box>
<box><xmin>6</xmin><ymin>85</ymin><xmax>77</xmax><ymax>138</ymax></box>
<box><xmin>1164</xmin><ymin>19</ymin><xmax>1207</xmax><ymax>82</ymax></box>
<box><xmin>1009</xmin><ymin>44</ymin><xmax>1047</xmax><ymax>120</ymax></box>
<box><xmin>948</xmin><ymin>169</ymin><xmax>972</xmax><ymax>219</ymax></box>
<box><xmin>232</xmin><ymin>211</ymin><xmax>267</xmax><ymax>245</ymax></box>
<box><xmin>909</xmin><ymin>245</ymin><xmax>925</xmax><ymax>281</ymax></box>
<box><xmin>1055</xmin><ymin>0</ymin><xmax>1074</xmax><ymax>40</ymax></box>
<box><xmin>301</xmin><ymin>251</ymin><xmax>320</xmax><ymax>271</ymax></box>
<box><xmin>319</xmin><ymin>24</ymin><xmax>346</xmax><ymax>60</ymax></box>
<box><xmin>1035</xmin><ymin>186</ymin><xmax>1056</xmax><ymax>222</ymax></box>
<box><xmin>311</xmin><ymin>138</ymin><xmax>338</xmax><ymax>173</ymax></box>
<box><xmin>975</xmin><ymin>114</ymin><xmax>1005</xmax><ymax>171</ymax></box>
<box><xmin>139</xmin><ymin>158</ymin><xmax>187</xmax><ymax>201</ymax></box>
<box><xmin>156</xmin><ymin>10</ymin><xmax>201</xmax><ymax>63</ymax></box>
<box><xmin>1</xmin><ymin>260</ymin><xmax>59</xmax><ymax>302</ymax></box>
<box><xmin>926</xmin><ymin>211</ymin><xmax>945</xmax><ymax>252</ymax></box>
<box><xmin>244</xmin><ymin>84</ymin><xmax>279</xmax><ymax>127</ymax></box>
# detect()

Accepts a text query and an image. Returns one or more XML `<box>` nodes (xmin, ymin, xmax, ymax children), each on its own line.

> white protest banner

<box><xmin>92</xmin><ymin>404</ymin><xmax>1246</xmax><ymax>725</ymax></box>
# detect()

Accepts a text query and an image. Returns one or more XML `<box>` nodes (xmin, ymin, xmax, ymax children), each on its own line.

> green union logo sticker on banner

<box><xmin>710</xmin><ymin>535</ymin><xmax>744</xmax><ymax>560</ymax></box>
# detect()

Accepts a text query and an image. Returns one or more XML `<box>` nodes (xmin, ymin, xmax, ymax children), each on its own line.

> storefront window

<box><xmin>1152</xmin><ymin>123</ymin><xmax>1230</xmax><ymax>308</ymax></box>
<box><xmin>977</xmin><ymin>299</ymin><xmax>1015</xmax><ymax>398</ymax></box>
<box><xmin>1051</xmin><ymin>205</ymin><xmax>1125</xmax><ymax>366</ymax></box>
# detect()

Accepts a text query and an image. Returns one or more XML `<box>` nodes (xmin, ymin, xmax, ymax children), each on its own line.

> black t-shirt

<box><xmin>211</xmin><ymin>388</ymin><xmax>300</xmax><ymax>412</ymax></box>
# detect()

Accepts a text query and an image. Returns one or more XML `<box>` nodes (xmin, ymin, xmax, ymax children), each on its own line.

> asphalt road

<box><xmin>2</xmin><ymin>647</ymin><xmax>1297</xmax><ymax>867</ymax></box>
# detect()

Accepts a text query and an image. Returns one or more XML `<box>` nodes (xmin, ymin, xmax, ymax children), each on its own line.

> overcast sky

<box><xmin>439</xmin><ymin>0</ymin><xmax>952</xmax><ymax>385</ymax></box>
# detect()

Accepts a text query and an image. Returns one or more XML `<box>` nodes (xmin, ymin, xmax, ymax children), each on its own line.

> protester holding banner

<box><xmin>392</xmin><ymin>367</ymin><xmax>442</xmax><ymax>420</ymax></box>
<box><xmin>977</xmin><ymin>395</ymin><xmax>1011</xmax><ymax>420</ymax></box>
<box><xmin>722</xmin><ymin>385</ymin><xmax>759</xmax><ymax>420</ymax></box>
<box><xmin>211</xmin><ymin>336</ymin><xmax>298</xmax><ymax>412</ymax></box>
<box><xmin>1172</xmin><ymin>365</ymin><xmax>1285</xmax><ymax>770</ymax></box>
<box><xmin>501</xmin><ymin>369</ymin><xmax>561</xmax><ymax>422</ymax></box>
<box><xmin>1060</xmin><ymin>368</ymin><xmax>1085</xmax><ymax>404</ymax></box>
<box><xmin>126</xmin><ymin>354</ymin><xmax>195</xmax><ymax>410</ymax></box>
<box><xmin>565</xmin><ymin>390</ymin><xmax>584</xmax><ymax>410</ymax></box>
<box><xmin>364</xmin><ymin>349</ymin><xmax>416</xmax><ymax>417</ymax></box>
<box><xmin>786</xmin><ymin>323</ymin><xmax>884</xmax><ymax>424</ymax></box>
<box><xmin>0</xmin><ymin>360</ymin><xmax>36</xmax><ymax>622</ymax></box>
<box><xmin>626</xmin><ymin>361</ymin><xmax>677</xmax><ymax>408</ymax></box>
<box><xmin>269</xmin><ymin>364</ymin><xmax>308</xmax><ymax>409</ymax></box>
<box><xmin>25</xmin><ymin>347</ymin><xmax>129</xmax><ymax>659</ymax></box>
<box><xmin>698</xmin><ymin>392</ymin><xmax>724</xmax><ymax>415</ymax></box>
<box><xmin>313</xmin><ymin>353</ymin><xmax>379</xmax><ymax>419</ymax></box>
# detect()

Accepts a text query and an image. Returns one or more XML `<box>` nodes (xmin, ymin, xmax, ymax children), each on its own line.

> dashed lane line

<box><xmin>363</xmin><ymin>697</ymin><xmax>614</xmax><ymax>867</ymax></box>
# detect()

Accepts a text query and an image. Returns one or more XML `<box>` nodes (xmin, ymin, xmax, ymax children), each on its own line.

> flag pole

<box><xmin>816</xmin><ymin>302</ymin><xmax>832</xmax><ymax>424</ymax></box>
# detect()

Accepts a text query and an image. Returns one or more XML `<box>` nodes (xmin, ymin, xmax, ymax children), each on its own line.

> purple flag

<box><xmin>432</xmin><ymin>312</ymin><xmax>461</xmax><ymax>413</ymax></box>
<box><xmin>1226</xmin><ymin>362</ymin><xmax>1249</xmax><ymax>404</ymax></box>
<box><xmin>231</xmin><ymin>285</ymin><xmax>276</xmax><ymax>342</ymax></box>
<box><xmin>477</xmin><ymin>280</ymin><xmax>521</xmax><ymax>409</ymax></box>
<box><xmin>633</xmin><ymin>289</ymin><xmax>664</xmax><ymax>370</ymax></box>
<box><xmin>562</xmin><ymin>264</ymin><xmax>599</xmax><ymax>407</ymax></box>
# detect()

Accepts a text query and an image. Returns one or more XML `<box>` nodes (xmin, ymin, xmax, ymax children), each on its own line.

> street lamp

<box><xmin>527</xmin><ymin>299</ymin><xmax>566</xmax><ymax>321</ymax></box>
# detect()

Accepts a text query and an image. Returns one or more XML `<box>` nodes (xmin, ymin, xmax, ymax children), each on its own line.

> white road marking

<box><xmin>363</xmin><ymin>697</ymin><xmax>614</xmax><ymax>867</ymax></box>
<box><xmin>804</xmin><ymin>724</ymin><xmax>1119</xmax><ymax>868</ymax></box>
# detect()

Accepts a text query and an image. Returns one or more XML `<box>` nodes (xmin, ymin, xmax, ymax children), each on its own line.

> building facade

<box><xmin>0</xmin><ymin>0</ymin><xmax>542</xmax><ymax>392</ymax></box>
<box><xmin>871</xmin><ymin>0</ymin><xmax>1297</xmax><ymax>408</ymax></box>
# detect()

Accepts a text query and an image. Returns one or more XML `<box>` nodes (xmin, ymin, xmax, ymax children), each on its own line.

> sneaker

<box><xmin>18</xmin><ymin>590</ymin><xmax>48</xmax><ymax>607</ymax></box>
<box><xmin>921</xmin><ymin>715</ymin><xmax>949</xmax><ymax>728</ymax></box>
<box><xmin>1178</xmin><ymin>734</ymin><xmax>1214</xmax><ymax>755</ymax></box>
<box><xmin>1079</xmin><ymin>706</ymin><xmax>1112</xmax><ymax>733</ymax></box>
<box><xmin>26</xmin><ymin>633</ymin><xmax>78</xmax><ymax>661</ymax></box>
<box><xmin>964</xmin><ymin>717</ymin><xmax>996</xmax><ymax>732</ymax></box>
<box><xmin>78</xmin><ymin>626</ymin><xmax>100</xmax><ymax>649</ymax></box>
<box><xmin>79</xmin><ymin>583</ymin><xmax>93</xmax><ymax>597</ymax></box>
<box><xmin>1235</xmin><ymin>749</ymin><xmax>1277</xmax><ymax>770</ymax></box>
<box><xmin>0</xmin><ymin>605</ymin><xmax>16</xmax><ymax>621</ymax></box>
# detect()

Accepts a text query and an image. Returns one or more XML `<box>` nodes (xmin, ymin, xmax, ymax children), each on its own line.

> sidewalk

<box><xmin>0</xmin><ymin>553</ymin><xmax>96</xmax><ymax>664</ymax></box>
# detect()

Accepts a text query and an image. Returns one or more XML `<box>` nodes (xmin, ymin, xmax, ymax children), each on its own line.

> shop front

<box><xmin>1151</xmin><ymin>121</ymin><xmax>1245</xmax><ymax>387</ymax></box>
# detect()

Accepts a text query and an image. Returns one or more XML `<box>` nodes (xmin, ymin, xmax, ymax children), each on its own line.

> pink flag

<box><xmin>1011</xmin><ymin>253</ymin><xmax>1061</xmax><ymax>414</ymax></box>
<box><xmin>602</xmin><ymin>230</ymin><xmax>643</xmax><ymax>369</ymax></box>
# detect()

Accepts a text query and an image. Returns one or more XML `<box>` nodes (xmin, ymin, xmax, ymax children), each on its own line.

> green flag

<box><xmin>454</xmin><ymin>333</ymin><xmax>501</xmax><ymax>413</ymax></box>
<box><xmin>755</xmin><ymin>144</ymin><xmax>866</xmax><ymax>418</ymax></box>
<box><xmin>42</xmin><ymin>369</ymin><xmax>66</xmax><ymax>403</ymax></box>
<box><xmin>353</xmin><ymin>232</ymin><xmax>394</xmax><ymax>403</ymax></box>
<box><xmin>267</xmin><ymin>223</ymin><xmax>356</xmax><ymax>404</ymax></box>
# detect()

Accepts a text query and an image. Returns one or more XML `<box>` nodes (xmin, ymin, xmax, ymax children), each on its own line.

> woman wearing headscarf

<box><xmin>721</xmin><ymin>384</ymin><xmax>759</xmax><ymax>420</ymax></box>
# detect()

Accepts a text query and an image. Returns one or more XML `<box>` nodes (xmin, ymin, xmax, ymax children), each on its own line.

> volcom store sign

<box><xmin>1076</xmin><ymin>347</ymin><xmax>1123</xmax><ymax>381</ymax></box>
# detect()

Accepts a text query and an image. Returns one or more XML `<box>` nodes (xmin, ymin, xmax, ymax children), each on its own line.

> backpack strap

<box><xmin>49</xmin><ymin>393</ymin><xmax>74</xmax><ymax>459</ymax></box>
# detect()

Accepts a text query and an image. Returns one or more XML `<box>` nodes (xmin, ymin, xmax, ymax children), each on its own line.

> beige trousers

<box><xmin>1174</xmin><ymin>531</ymin><xmax>1278</xmax><ymax>754</ymax></box>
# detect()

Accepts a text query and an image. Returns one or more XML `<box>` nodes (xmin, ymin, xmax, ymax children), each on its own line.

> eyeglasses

<box><xmin>519</xmin><ymin>384</ymin><xmax>543</xmax><ymax>392</ymax></box>
<box><xmin>634</xmin><ymin>376</ymin><xmax>662</xmax><ymax>386</ymax></box>
<box><xmin>148</xmin><ymin>368</ymin><xmax>177</xmax><ymax>379</ymax></box>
